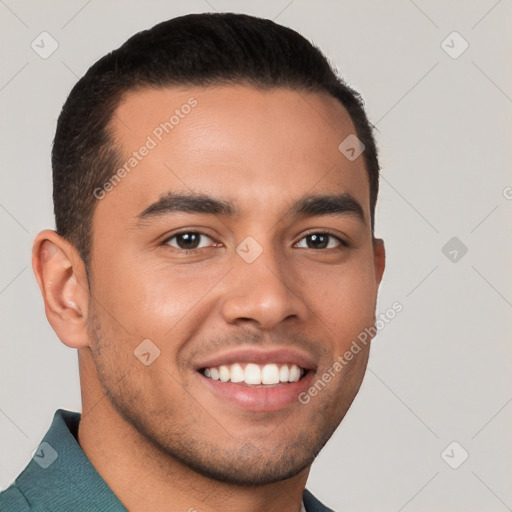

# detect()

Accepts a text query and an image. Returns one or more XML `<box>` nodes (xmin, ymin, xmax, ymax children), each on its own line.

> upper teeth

<box><xmin>203</xmin><ymin>363</ymin><xmax>303</xmax><ymax>385</ymax></box>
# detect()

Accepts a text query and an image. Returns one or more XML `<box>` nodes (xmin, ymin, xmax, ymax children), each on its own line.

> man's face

<box><xmin>85</xmin><ymin>85</ymin><xmax>384</xmax><ymax>484</ymax></box>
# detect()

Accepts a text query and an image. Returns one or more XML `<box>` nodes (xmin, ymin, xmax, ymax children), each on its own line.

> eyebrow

<box><xmin>136</xmin><ymin>192</ymin><xmax>365</xmax><ymax>225</ymax></box>
<box><xmin>290</xmin><ymin>193</ymin><xmax>365</xmax><ymax>223</ymax></box>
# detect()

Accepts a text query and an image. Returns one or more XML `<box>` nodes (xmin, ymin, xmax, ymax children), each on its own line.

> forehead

<box><xmin>112</xmin><ymin>84</ymin><xmax>357</xmax><ymax>155</ymax></box>
<box><xmin>100</xmin><ymin>85</ymin><xmax>369</xmax><ymax>223</ymax></box>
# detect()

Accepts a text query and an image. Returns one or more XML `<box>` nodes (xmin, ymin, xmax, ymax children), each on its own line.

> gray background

<box><xmin>1</xmin><ymin>1</ymin><xmax>511</xmax><ymax>510</ymax></box>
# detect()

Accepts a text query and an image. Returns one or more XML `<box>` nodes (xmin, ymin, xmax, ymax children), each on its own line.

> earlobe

<box><xmin>373</xmin><ymin>238</ymin><xmax>386</xmax><ymax>285</ymax></box>
<box><xmin>32</xmin><ymin>230</ymin><xmax>90</xmax><ymax>349</ymax></box>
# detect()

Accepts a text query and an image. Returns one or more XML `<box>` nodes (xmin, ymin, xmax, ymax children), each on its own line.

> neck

<box><xmin>77</xmin><ymin>353</ymin><xmax>309</xmax><ymax>512</ymax></box>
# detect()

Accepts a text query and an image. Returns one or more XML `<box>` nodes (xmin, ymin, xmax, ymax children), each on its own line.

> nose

<box><xmin>219</xmin><ymin>243</ymin><xmax>310</xmax><ymax>330</ymax></box>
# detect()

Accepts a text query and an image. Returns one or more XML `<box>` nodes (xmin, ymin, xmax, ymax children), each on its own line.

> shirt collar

<box><xmin>17</xmin><ymin>409</ymin><xmax>126</xmax><ymax>510</ymax></box>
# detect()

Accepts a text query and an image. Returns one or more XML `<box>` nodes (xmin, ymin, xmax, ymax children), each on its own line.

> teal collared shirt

<box><xmin>0</xmin><ymin>410</ymin><xmax>334</xmax><ymax>512</ymax></box>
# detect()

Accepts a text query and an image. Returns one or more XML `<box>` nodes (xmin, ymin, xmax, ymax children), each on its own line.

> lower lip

<box><xmin>197</xmin><ymin>371</ymin><xmax>315</xmax><ymax>412</ymax></box>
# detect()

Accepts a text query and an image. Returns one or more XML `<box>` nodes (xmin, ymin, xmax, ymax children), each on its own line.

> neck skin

<box><xmin>77</xmin><ymin>350</ymin><xmax>310</xmax><ymax>512</ymax></box>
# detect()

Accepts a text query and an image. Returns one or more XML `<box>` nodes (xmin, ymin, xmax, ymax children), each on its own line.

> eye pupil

<box><xmin>307</xmin><ymin>234</ymin><xmax>328</xmax><ymax>249</ymax></box>
<box><xmin>177</xmin><ymin>233</ymin><xmax>200</xmax><ymax>249</ymax></box>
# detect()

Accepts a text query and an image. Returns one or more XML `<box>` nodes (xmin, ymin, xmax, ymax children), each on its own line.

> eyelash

<box><xmin>161</xmin><ymin>230</ymin><xmax>348</xmax><ymax>251</ymax></box>
<box><xmin>162</xmin><ymin>231</ymin><xmax>220</xmax><ymax>251</ymax></box>
<box><xmin>296</xmin><ymin>230</ymin><xmax>348</xmax><ymax>249</ymax></box>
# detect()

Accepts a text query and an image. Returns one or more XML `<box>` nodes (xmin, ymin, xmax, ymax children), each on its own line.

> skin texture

<box><xmin>33</xmin><ymin>85</ymin><xmax>385</xmax><ymax>512</ymax></box>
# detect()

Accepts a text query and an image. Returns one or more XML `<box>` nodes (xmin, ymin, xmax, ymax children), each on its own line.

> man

<box><xmin>1</xmin><ymin>12</ymin><xmax>385</xmax><ymax>512</ymax></box>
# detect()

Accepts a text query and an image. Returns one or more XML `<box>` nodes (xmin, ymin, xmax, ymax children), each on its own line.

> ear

<box><xmin>372</xmin><ymin>237</ymin><xmax>386</xmax><ymax>286</ymax></box>
<box><xmin>32</xmin><ymin>230</ymin><xmax>90</xmax><ymax>349</ymax></box>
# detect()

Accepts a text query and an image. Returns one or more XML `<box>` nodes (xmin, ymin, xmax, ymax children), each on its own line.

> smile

<box><xmin>194</xmin><ymin>348</ymin><xmax>317</xmax><ymax>412</ymax></box>
<box><xmin>200</xmin><ymin>363</ymin><xmax>306</xmax><ymax>386</ymax></box>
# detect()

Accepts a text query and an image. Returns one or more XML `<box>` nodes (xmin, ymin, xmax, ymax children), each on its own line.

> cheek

<box><xmin>299</xmin><ymin>255</ymin><xmax>378</xmax><ymax>345</ymax></box>
<box><xmin>91</xmin><ymin>255</ymin><xmax>226</xmax><ymax>338</ymax></box>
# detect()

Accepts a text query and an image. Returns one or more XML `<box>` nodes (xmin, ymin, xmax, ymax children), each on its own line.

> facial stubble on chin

<box><xmin>84</xmin><ymin>302</ymin><xmax>368</xmax><ymax>486</ymax></box>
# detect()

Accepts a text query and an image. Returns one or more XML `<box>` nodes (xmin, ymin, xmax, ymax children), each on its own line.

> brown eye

<box><xmin>296</xmin><ymin>233</ymin><xmax>343</xmax><ymax>250</ymax></box>
<box><xmin>164</xmin><ymin>232</ymin><xmax>215</xmax><ymax>250</ymax></box>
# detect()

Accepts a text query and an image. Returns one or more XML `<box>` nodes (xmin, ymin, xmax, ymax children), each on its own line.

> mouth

<box><xmin>200</xmin><ymin>362</ymin><xmax>308</xmax><ymax>387</ymax></box>
<box><xmin>194</xmin><ymin>348</ymin><xmax>316</xmax><ymax>412</ymax></box>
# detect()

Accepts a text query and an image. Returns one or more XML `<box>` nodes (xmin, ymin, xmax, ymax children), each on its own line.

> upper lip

<box><xmin>193</xmin><ymin>347</ymin><xmax>318</xmax><ymax>371</ymax></box>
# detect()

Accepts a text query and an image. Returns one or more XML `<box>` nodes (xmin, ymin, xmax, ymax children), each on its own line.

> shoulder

<box><xmin>2</xmin><ymin>409</ymin><xmax>126</xmax><ymax>512</ymax></box>
<box><xmin>0</xmin><ymin>484</ymin><xmax>30</xmax><ymax>511</ymax></box>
